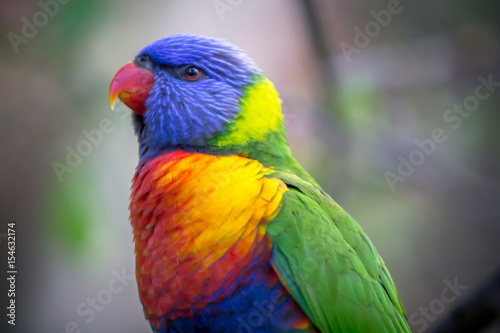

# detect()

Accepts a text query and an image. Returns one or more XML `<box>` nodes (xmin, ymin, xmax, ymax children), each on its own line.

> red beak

<box><xmin>109</xmin><ymin>62</ymin><xmax>155</xmax><ymax>115</ymax></box>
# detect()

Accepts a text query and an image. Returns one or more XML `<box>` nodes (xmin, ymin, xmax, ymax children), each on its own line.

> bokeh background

<box><xmin>1</xmin><ymin>0</ymin><xmax>499</xmax><ymax>332</ymax></box>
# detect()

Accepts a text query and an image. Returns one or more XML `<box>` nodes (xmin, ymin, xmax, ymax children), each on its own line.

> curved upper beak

<box><xmin>109</xmin><ymin>62</ymin><xmax>155</xmax><ymax>114</ymax></box>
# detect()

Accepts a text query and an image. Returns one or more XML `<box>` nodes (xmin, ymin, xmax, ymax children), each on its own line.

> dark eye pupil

<box><xmin>186</xmin><ymin>66</ymin><xmax>199</xmax><ymax>77</ymax></box>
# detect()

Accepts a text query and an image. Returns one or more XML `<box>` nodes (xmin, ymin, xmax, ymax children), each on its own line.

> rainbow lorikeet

<box><xmin>109</xmin><ymin>34</ymin><xmax>411</xmax><ymax>333</ymax></box>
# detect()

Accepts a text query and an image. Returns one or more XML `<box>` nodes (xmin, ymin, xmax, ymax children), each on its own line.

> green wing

<box><xmin>266</xmin><ymin>172</ymin><xmax>411</xmax><ymax>333</ymax></box>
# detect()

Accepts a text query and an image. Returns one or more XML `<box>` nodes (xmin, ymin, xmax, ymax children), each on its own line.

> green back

<box><xmin>266</xmin><ymin>171</ymin><xmax>411</xmax><ymax>333</ymax></box>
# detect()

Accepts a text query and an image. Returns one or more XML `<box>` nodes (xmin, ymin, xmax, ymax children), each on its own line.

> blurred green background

<box><xmin>1</xmin><ymin>0</ymin><xmax>499</xmax><ymax>332</ymax></box>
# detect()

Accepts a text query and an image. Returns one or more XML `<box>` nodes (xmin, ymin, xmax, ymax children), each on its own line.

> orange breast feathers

<box><xmin>129</xmin><ymin>151</ymin><xmax>287</xmax><ymax>321</ymax></box>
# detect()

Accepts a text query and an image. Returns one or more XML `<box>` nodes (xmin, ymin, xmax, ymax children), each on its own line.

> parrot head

<box><xmin>110</xmin><ymin>34</ymin><xmax>286</xmax><ymax>161</ymax></box>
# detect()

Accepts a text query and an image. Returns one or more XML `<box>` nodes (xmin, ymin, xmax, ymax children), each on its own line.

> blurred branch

<box><xmin>298</xmin><ymin>0</ymin><xmax>331</xmax><ymax>70</ymax></box>
<box><xmin>428</xmin><ymin>267</ymin><xmax>500</xmax><ymax>333</ymax></box>
<box><xmin>298</xmin><ymin>0</ymin><xmax>337</xmax><ymax>98</ymax></box>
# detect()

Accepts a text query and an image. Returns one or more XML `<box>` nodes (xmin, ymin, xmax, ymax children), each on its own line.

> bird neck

<box><xmin>134</xmin><ymin>75</ymin><xmax>314</xmax><ymax>182</ymax></box>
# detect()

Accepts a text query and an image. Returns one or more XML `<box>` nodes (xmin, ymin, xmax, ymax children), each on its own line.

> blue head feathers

<box><xmin>132</xmin><ymin>34</ymin><xmax>262</xmax><ymax>159</ymax></box>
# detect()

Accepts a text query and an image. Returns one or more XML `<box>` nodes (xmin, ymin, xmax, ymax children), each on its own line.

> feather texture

<box><xmin>130</xmin><ymin>151</ymin><xmax>315</xmax><ymax>332</ymax></box>
<box><xmin>267</xmin><ymin>172</ymin><xmax>411</xmax><ymax>333</ymax></box>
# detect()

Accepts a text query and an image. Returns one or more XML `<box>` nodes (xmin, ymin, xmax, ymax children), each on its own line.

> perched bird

<box><xmin>109</xmin><ymin>34</ymin><xmax>411</xmax><ymax>333</ymax></box>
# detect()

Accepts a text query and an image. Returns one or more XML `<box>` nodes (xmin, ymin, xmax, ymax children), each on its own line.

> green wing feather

<box><xmin>266</xmin><ymin>172</ymin><xmax>411</xmax><ymax>333</ymax></box>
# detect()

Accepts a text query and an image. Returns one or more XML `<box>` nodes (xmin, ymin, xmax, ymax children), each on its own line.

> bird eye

<box><xmin>183</xmin><ymin>66</ymin><xmax>201</xmax><ymax>81</ymax></box>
